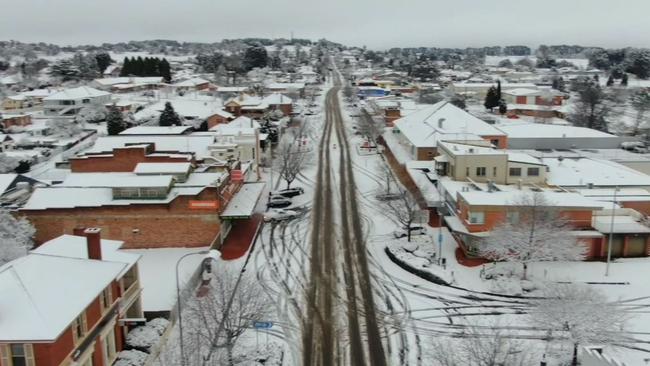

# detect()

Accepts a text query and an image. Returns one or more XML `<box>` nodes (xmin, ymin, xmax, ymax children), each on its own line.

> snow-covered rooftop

<box><xmin>0</xmin><ymin>254</ymin><xmax>125</xmax><ymax>341</ymax></box>
<box><xmin>94</xmin><ymin>77</ymin><xmax>163</xmax><ymax>86</ymax></box>
<box><xmin>458</xmin><ymin>190</ymin><xmax>607</xmax><ymax>208</ymax></box>
<box><xmin>134</xmin><ymin>162</ymin><xmax>192</xmax><ymax>175</ymax></box>
<box><xmin>543</xmin><ymin>157</ymin><xmax>650</xmax><ymax>187</ymax></box>
<box><xmin>120</xmin><ymin>126</ymin><xmax>193</xmax><ymax>135</ymax></box>
<box><xmin>43</xmin><ymin>86</ymin><xmax>110</xmax><ymax>101</ymax></box>
<box><xmin>496</xmin><ymin>123</ymin><xmax>617</xmax><ymax>139</ymax></box>
<box><xmin>60</xmin><ymin>173</ymin><xmax>174</xmax><ymax>188</ymax></box>
<box><xmin>32</xmin><ymin>234</ymin><xmax>140</xmax><ymax>277</ymax></box>
<box><xmin>394</xmin><ymin>101</ymin><xmax>505</xmax><ymax>148</ymax></box>
<box><xmin>592</xmin><ymin>214</ymin><xmax>650</xmax><ymax>233</ymax></box>
<box><xmin>0</xmin><ymin>174</ymin><xmax>17</xmax><ymax>194</ymax></box>
<box><xmin>262</xmin><ymin>93</ymin><xmax>293</xmax><ymax>105</ymax></box>
<box><xmin>86</xmin><ymin>135</ymin><xmax>215</xmax><ymax>158</ymax></box>
<box><xmin>221</xmin><ymin>182</ymin><xmax>265</xmax><ymax>218</ymax></box>
<box><xmin>173</xmin><ymin>77</ymin><xmax>209</xmax><ymax>87</ymax></box>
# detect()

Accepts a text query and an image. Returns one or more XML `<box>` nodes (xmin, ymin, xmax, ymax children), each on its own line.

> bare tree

<box><xmin>0</xmin><ymin>209</ymin><xmax>35</xmax><ymax>265</ymax></box>
<box><xmin>480</xmin><ymin>192</ymin><xmax>586</xmax><ymax>280</ymax></box>
<box><xmin>275</xmin><ymin>138</ymin><xmax>309</xmax><ymax>189</ymax></box>
<box><xmin>358</xmin><ymin>109</ymin><xmax>385</xmax><ymax>146</ymax></box>
<box><xmin>427</xmin><ymin>325</ymin><xmax>533</xmax><ymax>366</ymax></box>
<box><xmin>155</xmin><ymin>266</ymin><xmax>271</xmax><ymax>366</ymax></box>
<box><xmin>47</xmin><ymin>118</ymin><xmax>83</xmax><ymax>137</ymax></box>
<box><xmin>630</xmin><ymin>89</ymin><xmax>650</xmax><ymax>135</ymax></box>
<box><xmin>530</xmin><ymin>283</ymin><xmax>629</xmax><ymax>366</ymax></box>
<box><xmin>381</xmin><ymin>188</ymin><xmax>421</xmax><ymax>242</ymax></box>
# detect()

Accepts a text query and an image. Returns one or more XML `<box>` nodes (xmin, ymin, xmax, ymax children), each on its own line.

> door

<box><xmin>603</xmin><ymin>236</ymin><xmax>624</xmax><ymax>257</ymax></box>
<box><xmin>626</xmin><ymin>236</ymin><xmax>647</xmax><ymax>257</ymax></box>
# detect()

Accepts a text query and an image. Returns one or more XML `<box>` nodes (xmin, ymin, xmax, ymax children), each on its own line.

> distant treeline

<box><xmin>120</xmin><ymin>57</ymin><xmax>172</xmax><ymax>82</ymax></box>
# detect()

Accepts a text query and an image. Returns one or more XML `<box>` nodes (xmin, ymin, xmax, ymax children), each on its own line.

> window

<box><xmin>475</xmin><ymin>167</ymin><xmax>486</xmax><ymax>177</ymax></box>
<box><xmin>103</xmin><ymin>328</ymin><xmax>117</xmax><ymax>364</ymax></box>
<box><xmin>506</xmin><ymin>211</ymin><xmax>520</xmax><ymax>224</ymax></box>
<box><xmin>1</xmin><ymin>344</ymin><xmax>35</xmax><ymax>366</ymax></box>
<box><xmin>527</xmin><ymin>167</ymin><xmax>540</xmax><ymax>176</ymax></box>
<box><xmin>492</xmin><ymin>167</ymin><xmax>497</xmax><ymax>177</ymax></box>
<box><xmin>465</xmin><ymin>167</ymin><xmax>469</xmax><ymax>176</ymax></box>
<box><xmin>491</xmin><ymin>139</ymin><xmax>500</xmax><ymax>147</ymax></box>
<box><xmin>72</xmin><ymin>313</ymin><xmax>88</xmax><ymax>343</ymax></box>
<box><xmin>509</xmin><ymin>167</ymin><xmax>522</xmax><ymax>176</ymax></box>
<box><xmin>100</xmin><ymin>287</ymin><xmax>113</xmax><ymax>311</ymax></box>
<box><xmin>468</xmin><ymin>211</ymin><xmax>485</xmax><ymax>224</ymax></box>
<box><xmin>82</xmin><ymin>98</ymin><xmax>91</xmax><ymax>104</ymax></box>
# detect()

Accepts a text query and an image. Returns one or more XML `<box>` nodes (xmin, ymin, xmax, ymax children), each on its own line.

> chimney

<box><xmin>73</xmin><ymin>226</ymin><xmax>86</xmax><ymax>236</ymax></box>
<box><xmin>84</xmin><ymin>228</ymin><xmax>102</xmax><ymax>260</ymax></box>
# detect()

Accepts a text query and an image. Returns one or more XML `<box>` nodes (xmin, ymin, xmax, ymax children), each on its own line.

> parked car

<box><xmin>267</xmin><ymin>195</ymin><xmax>292</xmax><ymax>208</ymax></box>
<box><xmin>264</xmin><ymin>208</ymin><xmax>298</xmax><ymax>222</ymax></box>
<box><xmin>271</xmin><ymin>187</ymin><xmax>304</xmax><ymax>198</ymax></box>
<box><xmin>393</xmin><ymin>226</ymin><xmax>427</xmax><ymax>239</ymax></box>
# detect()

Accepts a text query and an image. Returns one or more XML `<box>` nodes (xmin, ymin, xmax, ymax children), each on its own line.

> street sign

<box><xmin>189</xmin><ymin>200</ymin><xmax>219</xmax><ymax>210</ymax></box>
<box><xmin>253</xmin><ymin>321</ymin><xmax>273</xmax><ymax>329</ymax></box>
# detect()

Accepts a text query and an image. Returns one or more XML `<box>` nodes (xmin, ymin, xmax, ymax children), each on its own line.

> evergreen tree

<box><xmin>134</xmin><ymin>57</ymin><xmax>145</xmax><ymax>76</ymax></box>
<box><xmin>242</xmin><ymin>45</ymin><xmax>268</xmax><ymax>71</ymax></box>
<box><xmin>496</xmin><ymin>80</ymin><xmax>502</xmax><ymax>100</ymax></box>
<box><xmin>484</xmin><ymin>86</ymin><xmax>500</xmax><ymax>111</ymax></box>
<box><xmin>95</xmin><ymin>52</ymin><xmax>113</xmax><ymax>74</ymax></box>
<box><xmin>106</xmin><ymin>105</ymin><xmax>127</xmax><ymax>135</ymax></box>
<box><xmin>569</xmin><ymin>81</ymin><xmax>611</xmax><ymax>131</ymax></box>
<box><xmin>552</xmin><ymin>77</ymin><xmax>566</xmax><ymax>92</ymax></box>
<box><xmin>159</xmin><ymin>102</ymin><xmax>182</xmax><ymax>126</ymax></box>
<box><xmin>606</xmin><ymin>75</ymin><xmax>615</xmax><ymax>86</ymax></box>
<box><xmin>622</xmin><ymin>73</ymin><xmax>629</xmax><ymax>86</ymax></box>
<box><xmin>159</xmin><ymin>59</ymin><xmax>172</xmax><ymax>83</ymax></box>
<box><xmin>120</xmin><ymin>57</ymin><xmax>131</xmax><ymax>76</ymax></box>
<box><xmin>498</xmin><ymin>101</ymin><xmax>508</xmax><ymax>115</ymax></box>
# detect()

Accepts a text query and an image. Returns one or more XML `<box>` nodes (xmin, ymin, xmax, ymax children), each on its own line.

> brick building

<box><xmin>69</xmin><ymin>144</ymin><xmax>194</xmax><ymax>173</ymax></box>
<box><xmin>0</xmin><ymin>228</ymin><xmax>143</xmax><ymax>366</ymax></box>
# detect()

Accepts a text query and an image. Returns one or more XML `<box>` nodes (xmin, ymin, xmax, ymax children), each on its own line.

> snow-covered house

<box><xmin>92</xmin><ymin>77</ymin><xmax>163</xmax><ymax>93</ymax></box>
<box><xmin>43</xmin><ymin>87</ymin><xmax>112</xmax><ymax>117</ymax></box>
<box><xmin>387</xmin><ymin>101</ymin><xmax>507</xmax><ymax>161</ymax></box>
<box><xmin>0</xmin><ymin>228</ymin><xmax>143</xmax><ymax>366</ymax></box>
<box><xmin>172</xmin><ymin>77</ymin><xmax>210</xmax><ymax>91</ymax></box>
<box><xmin>495</xmin><ymin>123</ymin><xmax>633</xmax><ymax>150</ymax></box>
<box><xmin>132</xmin><ymin>99</ymin><xmax>229</xmax><ymax>128</ymax></box>
<box><xmin>208</xmin><ymin>124</ymin><xmax>261</xmax><ymax>180</ymax></box>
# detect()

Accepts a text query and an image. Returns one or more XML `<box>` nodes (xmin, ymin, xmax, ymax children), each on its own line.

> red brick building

<box><xmin>0</xmin><ymin>229</ymin><xmax>143</xmax><ymax>366</ymax></box>
<box><xmin>69</xmin><ymin>144</ymin><xmax>194</xmax><ymax>173</ymax></box>
<box><xmin>1</xmin><ymin>114</ymin><xmax>32</xmax><ymax>129</ymax></box>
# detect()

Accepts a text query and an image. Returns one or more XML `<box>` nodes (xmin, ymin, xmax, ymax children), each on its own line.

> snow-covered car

<box><xmin>271</xmin><ymin>187</ymin><xmax>304</xmax><ymax>198</ymax></box>
<box><xmin>263</xmin><ymin>209</ymin><xmax>298</xmax><ymax>222</ymax></box>
<box><xmin>267</xmin><ymin>195</ymin><xmax>292</xmax><ymax>208</ymax></box>
<box><xmin>393</xmin><ymin>226</ymin><xmax>427</xmax><ymax>239</ymax></box>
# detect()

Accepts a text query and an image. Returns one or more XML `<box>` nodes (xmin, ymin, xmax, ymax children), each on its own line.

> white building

<box><xmin>43</xmin><ymin>87</ymin><xmax>112</xmax><ymax>117</ymax></box>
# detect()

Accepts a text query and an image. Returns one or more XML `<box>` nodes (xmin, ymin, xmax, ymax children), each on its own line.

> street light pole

<box><xmin>605</xmin><ymin>186</ymin><xmax>618</xmax><ymax>277</ymax></box>
<box><xmin>175</xmin><ymin>250</ymin><xmax>221</xmax><ymax>366</ymax></box>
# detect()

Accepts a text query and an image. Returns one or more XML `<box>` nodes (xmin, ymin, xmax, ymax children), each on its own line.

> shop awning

<box><xmin>220</xmin><ymin>183</ymin><xmax>266</xmax><ymax>219</ymax></box>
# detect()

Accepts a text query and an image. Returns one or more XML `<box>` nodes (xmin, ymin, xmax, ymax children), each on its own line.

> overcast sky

<box><xmin>1</xmin><ymin>0</ymin><xmax>649</xmax><ymax>50</ymax></box>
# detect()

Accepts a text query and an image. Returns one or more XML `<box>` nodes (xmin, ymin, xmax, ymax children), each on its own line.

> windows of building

<box><xmin>102</xmin><ymin>328</ymin><xmax>117</xmax><ymax>365</ymax></box>
<box><xmin>468</xmin><ymin>211</ymin><xmax>485</xmax><ymax>224</ymax></box>
<box><xmin>490</xmin><ymin>139</ymin><xmax>500</xmax><ymax>147</ymax></box>
<box><xmin>492</xmin><ymin>167</ymin><xmax>497</xmax><ymax>177</ymax></box>
<box><xmin>82</xmin><ymin>98</ymin><xmax>91</xmax><ymax>104</ymax></box>
<box><xmin>528</xmin><ymin>167</ymin><xmax>540</xmax><ymax>176</ymax></box>
<box><xmin>475</xmin><ymin>167</ymin><xmax>486</xmax><ymax>177</ymax></box>
<box><xmin>72</xmin><ymin>313</ymin><xmax>88</xmax><ymax>344</ymax></box>
<box><xmin>100</xmin><ymin>287</ymin><xmax>113</xmax><ymax>312</ymax></box>
<box><xmin>465</xmin><ymin>167</ymin><xmax>469</xmax><ymax>176</ymax></box>
<box><xmin>0</xmin><ymin>344</ymin><xmax>35</xmax><ymax>366</ymax></box>
<box><xmin>509</xmin><ymin>167</ymin><xmax>522</xmax><ymax>176</ymax></box>
<box><xmin>506</xmin><ymin>211</ymin><xmax>520</xmax><ymax>224</ymax></box>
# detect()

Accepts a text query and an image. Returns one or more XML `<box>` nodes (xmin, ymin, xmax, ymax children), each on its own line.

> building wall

<box><xmin>24</xmin><ymin>189</ymin><xmax>222</xmax><ymax>249</ymax></box>
<box><xmin>1</xmin><ymin>115</ymin><xmax>32</xmax><ymax>128</ymax></box>
<box><xmin>269</xmin><ymin>104</ymin><xmax>292</xmax><ymax>116</ymax></box>
<box><xmin>206</xmin><ymin>114</ymin><xmax>231</xmax><ymax>130</ymax></box>
<box><xmin>505</xmin><ymin>161</ymin><xmax>547</xmax><ymax>185</ymax></box>
<box><xmin>480</xmin><ymin>135</ymin><xmax>508</xmax><ymax>149</ymax></box>
<box><xmin>622</xmin><ymin>201</ymin><xmax>650</xmax><ymax>216</ymax></box>
<box><xmin>1</xmin><ymin>99</ymin><xmax>23</xmax><ymax>110</ymax></box>
<box><xmin>416</xmin><ymin>147</ymin><xmax>437</xmax><ymax>161</ymax></box>
<box><xmin>70</xmin><ymin>147</ymin><xmax>192</xmax><ymax>173</ymax></box>
<box><xmin>448</xmin><ymin>153</ymin><xmax>509</xmax><ymax>183</ymax></box>
<box><xmin>31</xmin><ymin>329</ymin><xmax>75</xmax><ymax>366</ymax></box>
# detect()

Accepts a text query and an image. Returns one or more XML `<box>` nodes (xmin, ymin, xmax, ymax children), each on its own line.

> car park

<box><xmin>271</xmin><ymin>187</ymin><xmax>304</xmax><ymax>198</ymax></box>
<box><xmin>267</xmin><ymin>195</ymin><xmax>292</xmax><ymax>208</ymax></box>
<box><xmin>264</xmin><ymin>208</ymin><xmax>298</xmax><ymax>222</ymax></box>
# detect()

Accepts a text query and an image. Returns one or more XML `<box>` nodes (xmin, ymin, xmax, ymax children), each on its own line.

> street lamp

<box><xmin>175</xmin><ymin>249</ymin><xmax>221</xmax><ymax>366</ymax></box>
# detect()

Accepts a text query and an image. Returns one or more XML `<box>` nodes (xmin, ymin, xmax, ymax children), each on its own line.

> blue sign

<box><xmin>253</xmin><ymin>321</ymin><xmax>273</xmax><ymax>329</ymax></box>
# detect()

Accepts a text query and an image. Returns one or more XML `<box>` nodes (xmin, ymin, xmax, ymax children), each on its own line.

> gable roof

<box><xmin>43</xmin><ymin>86</ymin><xmax>110</xmax><ymax>101</ymax></box>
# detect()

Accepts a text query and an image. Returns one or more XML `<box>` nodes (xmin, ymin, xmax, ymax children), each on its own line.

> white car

<box><xmin>264</xmin><ymin>209</ymin><xmax>298</xmax><ymax>222</ymax></box>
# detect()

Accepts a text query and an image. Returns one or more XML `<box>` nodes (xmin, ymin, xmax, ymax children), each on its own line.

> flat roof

<box><xmin>134</xmin><ymin>162</ymin><xmax>192</xmax><ymax>175</ymax></box>
<box><xmin>120</xmin><ymin>126</ymin><xmax>193</xmax><ymax>135</ymax></box>
<box><xmin>221</xmin><ymin>183</ymin><xmax>266</xmax><ymax>218</ymax></box>
<box><xmin>496</xmin><ymin>123</ymin><xmax>616</xmax><ymax>139</ymax></box>
<box><xmin>457</xmin><ymin>189</ymin><xmax>608</xmax><ymax>209</ymax></box>
<box><xmin>593</xmin><ymin>215</ymin><xmax>650</xmax><ymax>234</ymax></box>
<box><xmin>543</xmin><ymin>157</ymin><xmax>650</xmax><ymax>187</ymax></box>
<box><xmin>60</xmin><ymin>173</ymin><xmax>174</xmax><ymax>188</ymax></box>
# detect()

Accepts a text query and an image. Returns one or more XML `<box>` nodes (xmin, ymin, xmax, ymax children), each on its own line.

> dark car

<box><xmin>267</xmin><ymin>195</ymin><xmax>292</xmax><ymax>208</ymax></box>
<box><xmin>271</xmin><ymin>187</ymin><xmax>304</xmax><ymax>198</ymax></box>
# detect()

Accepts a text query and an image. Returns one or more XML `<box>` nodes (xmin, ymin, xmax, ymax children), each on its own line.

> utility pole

<box><xmin>605</xmin><ymin>186</ymin><xmax>619</xmax><ymax>277</ymax></box>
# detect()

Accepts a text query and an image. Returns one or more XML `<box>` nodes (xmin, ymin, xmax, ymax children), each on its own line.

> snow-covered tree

<box><xmin>242</xmin><ymin>45</ymin><xmax>268</xmax><ymax>71</ymax></box>
<box><xmin>630</xmin><ymin>90</ymin><xmax>650</xmax><ymax>135</ymax></box>
<box><xmin>158</xmin><ymin>102</ymin><xmax>182</xmax><ymax>126</ymax></box>
<box><xmin>106</xmin><ymin>105</ymin><xmax>127</xmax><ymax>135</ymax></box>
<box><xmin>569</xmin><ymin>80</ymin><xmax>612</xmax><ymax>131</ymax></box>
<box><xmin>275</xmin><ymin>138</ymin><xmax>309</xmax><ymax>189</ymax></box>
<box><xmin>530</xmin><ymin>283</ymin><xmax>628</xmax><ymax>366</ymax></box>
<box><xmin>0</xmin><ymin>209</ymin><xmax>35</xmax><ymax>265</ymax></box>
<box><xmin>427</xmin><ymin>325</ymin><xmax>533</xmax><ymax>366</ymax></box>
<box><xmin>0</xmin><ymin>154</ymin><xmax>20</xmax><ymax>173</ymax></box>
<box><xmin>47</xmin><ymin>118</ymin><xmax>83</xmax><ymax>137</ymax></box>
<box><xmin>381</xmin><ymin>187</ymin><xmax>421</xmax><ymax>242</ymax></box>
<box><xmin>357</xmin><ymin>109</ymin><xmax>384</xmax><ymax>145</ymax></box>
<box><xmin>480</xmin><ymin>192</ymin><xmax>586</xmax><ymax>279</ymax></box>
<box><xmin>75</xmin><ymin>105</ymin><xmax>106</xmax><ymax>124</ymax></box>
<box><xmin>155</xmin><ymin>267</ymin><xmax>270</xmax><ymax>366</ymax></box>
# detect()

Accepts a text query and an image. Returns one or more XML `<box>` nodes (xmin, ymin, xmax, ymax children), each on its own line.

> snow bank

<box><xmin>114</xmin><ymin>349</ymin><xmax>149</xmax><ymax>366</ymax></box>
<box><xmin>385</xmin><ymin>241</ymin><xmax>451</xmax><ymax>285</ymax></box>
<box><xmin>125</xmin><ymin>318</ymin><xmax>170</xmax><ymax>353</ymax></box>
